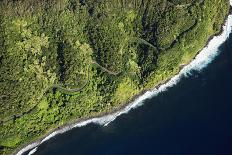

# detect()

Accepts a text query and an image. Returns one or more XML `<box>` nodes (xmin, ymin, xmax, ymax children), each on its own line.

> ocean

<box><xmin>24</xmin><ymin>18</ymin><xmax>232</xmax><ymax>155</ymax></box>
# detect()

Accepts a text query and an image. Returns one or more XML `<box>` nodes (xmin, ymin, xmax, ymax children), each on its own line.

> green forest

<box><xmin>0</xmin><ymin>0</ymin><xmax>230</xmax><ymax>154</ymax></box>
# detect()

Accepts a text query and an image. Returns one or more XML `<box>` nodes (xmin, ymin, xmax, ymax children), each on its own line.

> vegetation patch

<box><xmin>0</xmin><ymin>0</ymin><xmax>230</xmax><ymax>154</ymax></box>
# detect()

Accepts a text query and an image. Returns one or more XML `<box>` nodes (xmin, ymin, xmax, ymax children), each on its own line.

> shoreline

<box><xmin>14</xmin><ymin>4</ymin><xmax>232</xmax><ymax>155</ymax></box>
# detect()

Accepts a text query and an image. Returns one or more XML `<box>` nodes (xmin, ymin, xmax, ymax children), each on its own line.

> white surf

<box><xmin>17</xmin><ymin>2</ymin><xmax>232</xmax><ymax>155</ymax></box>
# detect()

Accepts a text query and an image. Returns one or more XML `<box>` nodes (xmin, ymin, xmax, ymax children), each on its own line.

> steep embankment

<box><xmin>0</xmin><ymin>0</ymin><xmax>230</xmax><ymax>154</ymax></box>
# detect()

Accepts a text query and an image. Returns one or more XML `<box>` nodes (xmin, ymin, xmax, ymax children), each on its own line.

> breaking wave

<box><xmin>17</xmin><ymin>2</ymin><xmax>232</xmax><ymax>155</ymax></box>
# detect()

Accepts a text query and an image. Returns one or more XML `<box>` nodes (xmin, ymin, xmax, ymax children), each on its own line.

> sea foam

<box><xmin>17</xmin><ymin>2</ymin><xmax>232</xmax><ymax>155</ymax></box>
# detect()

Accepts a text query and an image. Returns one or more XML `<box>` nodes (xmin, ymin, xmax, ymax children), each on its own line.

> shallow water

<box><xmin>28</xmin><ymin>31</ymin><xmax>232</xmax><ymax>155</ymax></box>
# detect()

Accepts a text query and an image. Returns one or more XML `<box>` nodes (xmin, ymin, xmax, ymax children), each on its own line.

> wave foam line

<box><xmin>28</xmin><ymin>147</ymin><xmax>37</xmax><ymax>155</ymax></box>
<box><xmin>16</xmin><ymin>3</ymin><xmax>232</xmax><ymax>155</ymax></box>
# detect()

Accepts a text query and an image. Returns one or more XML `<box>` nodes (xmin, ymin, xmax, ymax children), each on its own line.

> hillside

<box><xmin>0</xmin><ymin>0</ymin><xmax>230</xmax><ymax>154</ymax></box>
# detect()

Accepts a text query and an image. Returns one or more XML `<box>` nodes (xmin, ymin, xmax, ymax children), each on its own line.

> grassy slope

<box><xmin>0</xmin><ymin>0</ymin><xmax>230</xmax><ymax>154</ymax></box>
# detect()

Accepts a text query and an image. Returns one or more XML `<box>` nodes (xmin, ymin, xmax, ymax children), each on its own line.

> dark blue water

<box><xmin>33</xmin><ymin>34</ymin><xmax>232</xmax><ymax>155</ymax></box>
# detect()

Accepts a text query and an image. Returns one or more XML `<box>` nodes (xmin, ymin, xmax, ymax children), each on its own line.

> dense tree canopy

<box><xmin>0</xmin><ymin>0</ymin><xmax>230</xmax><ymax>154</ymax></box>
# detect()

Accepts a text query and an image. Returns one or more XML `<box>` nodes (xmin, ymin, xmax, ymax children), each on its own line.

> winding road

<box><xmin>1</xmin><ymin>61</ymin><xmax>121</xmax><ymax>123</ymax></box>
<box><xmin>1</xmin><ymin>37</ymin><xmax>156</xmax><ymax>123</ymax></box>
